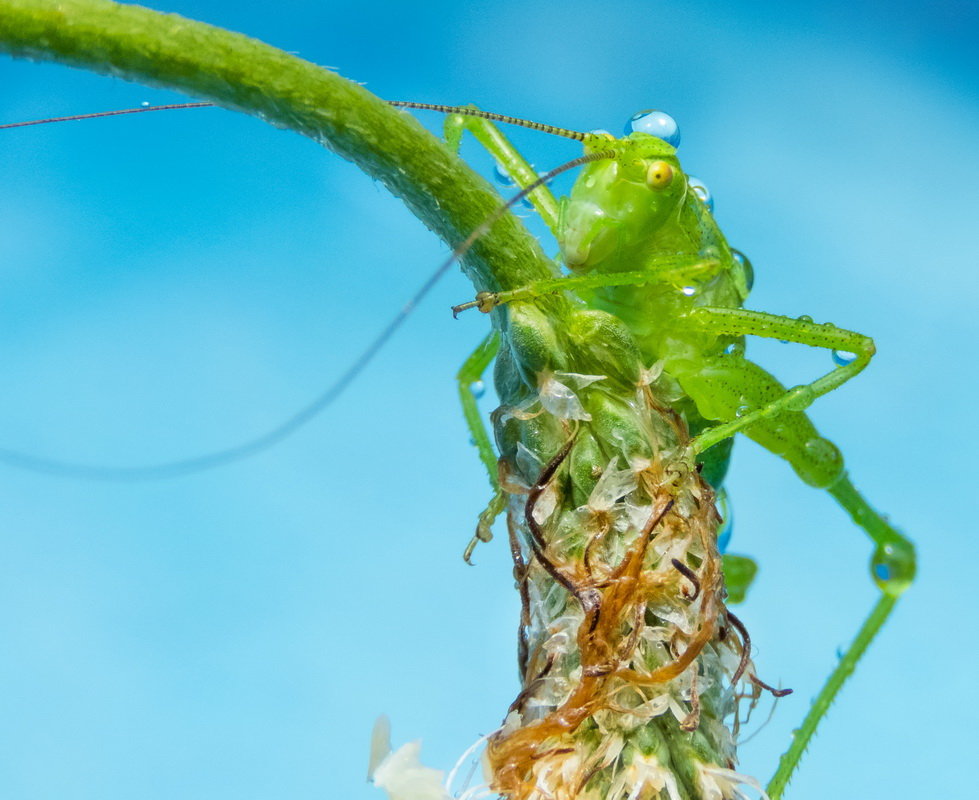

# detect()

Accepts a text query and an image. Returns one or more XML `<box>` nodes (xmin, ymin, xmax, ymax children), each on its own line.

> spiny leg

<box><xmin>675</xmin><ymin>306</ymin><xmax>914</xmax><ymax>795</ymax></box>
<box><xmin>442</xmin><ymin>109</ymin><xmax>561</xmax><ymax>233</ymax></box>
<box><xmin>766</xmin><ymin>476</ymin><xmax>913</xmax><ymax>797</ymax></box>
<box><xmin>456</xmin><ymin>331</ymin><xmax>506</xmax><ymax>563</ymax></box>
<box><xmin>440</xmin><ymin>109</ymin><xmax>568</xmax><ymax>559</ymax></box>
<box><xmin>686</xmin><ymin>307</ymin><xmax>875</xmax><ymax>454</ymax></box>
<box><xmin>441</xmin><ymin>109</ymin><xmax>558</xmax><ymax>560</ymax></box>
<box><xmin>452</xmin><ymin>256</ymin><xmax>720</xmax><ymax>315</ymax></box>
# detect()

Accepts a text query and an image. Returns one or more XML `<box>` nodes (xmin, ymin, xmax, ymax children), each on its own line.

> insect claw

<box><xmin>463</xmin><ymin>535</ymin><xmax>479</xmax><ymax>565</ymax></box>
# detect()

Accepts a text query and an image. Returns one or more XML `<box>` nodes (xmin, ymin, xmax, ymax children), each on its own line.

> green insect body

<box><xmin>558</xmin><ymin>132</ymin><xmax>841</xmax><ymax>492</ymax></box>
<box><xmin>557</xmin><ymin>128</ymin><xmax>914</xmax><ymax>590</ymax></box>
<box><xmin>441</xmin><ymin>108</ymin><xmax>915</xmax><ymax>799</ymax></box>
<box><xmin>0</xmin><ymin>83</ymin><xmax>914</xmax><ymax>798</ymax></box>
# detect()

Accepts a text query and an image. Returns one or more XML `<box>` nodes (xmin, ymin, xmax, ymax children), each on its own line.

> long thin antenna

<box><xmin>0</xmin><ymin>102</ymin><xmax>213</xmax><ymax>129</ymax></box>
<box><xmin>2</xmin><ymin>101</ymin><xmax>593</xmax><ymax>142</ymax></box>
<box><xmin>0</xmin><ymin>151</ymin><xmax>615</xmax><ymax>481</ymax></box>
<box><xmin>388</xmin><ymin>102</ymin><xmax>590</xmax><ymax>141</ymax></box>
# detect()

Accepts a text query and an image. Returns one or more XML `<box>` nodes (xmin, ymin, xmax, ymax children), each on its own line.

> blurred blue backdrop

<box><xmin>1</xmin><ymin>1</ymin><xmax>976</xmax><ymax>797</ymax></box>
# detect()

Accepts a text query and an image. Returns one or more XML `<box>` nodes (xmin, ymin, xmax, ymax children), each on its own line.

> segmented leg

<box><xmin>456</xmin><ymin>331</ymin><xmax>506</xmax><ymax>562</ymax></box>
<box><xmin>672</xmin><ymin>306</ymin><xmax>914</xmax><ymax>796</ymax></box>
<box><xmin>442</xmin><ymin>108</ymin><xmax>560</xmax><ymax>231</ymax></box>
<box><xmin>452</xmin><ymin>256</ymin><xmax>721</xmax><ymax>315</ymax></box>
<box><xmin>686</xmin><ymin>307</ymin><xmax>875</xmax><ymax>454</ymax></box>
<box><xmin>444</xmin><ymin>110</ymin><xmax>558</xmax><ymax>561</ymax></box>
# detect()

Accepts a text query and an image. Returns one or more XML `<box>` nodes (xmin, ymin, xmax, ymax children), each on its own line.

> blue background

<box><xmin>1</xmin><ymin>1</ymin><xmax>977</xmax><ymax>797</ymax></box>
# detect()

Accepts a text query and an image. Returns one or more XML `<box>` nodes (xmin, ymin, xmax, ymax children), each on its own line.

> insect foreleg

<box><xmin>686</xmin><ymin>307</ymin><xmax>875</xmax><ymax>454</ymax></box>
<box><xmin>452</xmin><ymin>257</ymin><xmax>721</xmax><ymax>315</ymax></box>
<box><xmin>441</xmin><ymin>110</ymin><xmax>560</xmax><ymax>230</ymax></box>
<box><xmin>438</xmin><ymin>110</ymin><xmax>566</xmax><ymax>559</ymax></box>
<box><xmin>455</xmin><ymin>331</ymin><xmax>506</xmax><ymax>562</ymax></box>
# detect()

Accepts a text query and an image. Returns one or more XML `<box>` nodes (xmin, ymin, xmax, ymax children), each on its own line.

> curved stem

<box><xmin>0</xmin><ymin>0</ymin><xmax>561</xmax><ymax>297</ymax></box>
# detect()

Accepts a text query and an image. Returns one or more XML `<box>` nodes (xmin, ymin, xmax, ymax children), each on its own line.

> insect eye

<box><xmin>645</xmin><ymin>161</ymin><xmax>674</xmax><ymax>190</ymax></box>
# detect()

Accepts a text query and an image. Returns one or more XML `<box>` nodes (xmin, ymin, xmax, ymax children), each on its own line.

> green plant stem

<box><xmin>0</xmin><ymin>0</ymin><xmax>561</xmax><ymax>299</ymax></box>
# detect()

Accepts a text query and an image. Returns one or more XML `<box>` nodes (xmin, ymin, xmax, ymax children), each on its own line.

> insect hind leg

<box><xmin>675</xmin><ymin>306</ymin><xmax>915</xmax><ymax>796</ymax></box>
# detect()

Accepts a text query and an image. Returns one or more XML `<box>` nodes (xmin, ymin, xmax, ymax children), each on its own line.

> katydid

<box><xmin>0</xmin><ymin>99</ymin><xmax>913</xmax><ymax>799</ymax></box>
<box><xmin>401</xmin><ymin>103</ymin><xmax>915</xmax><ymax>799</ymax></box>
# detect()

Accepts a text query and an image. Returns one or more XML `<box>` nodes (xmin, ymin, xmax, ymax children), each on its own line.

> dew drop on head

<box><xmin>624</xmin><ymin>109</ymin><xmax>681</xmax><ymax>147</ymax></box>
<box><xmin>731</xmin><ymin>249</ymin><xmax>754</xmax><ymax>291</ymax></box>
<box><xmin>687</xmin><ymin>176</ymin><xmax>714</xmax><ymax>212</ymax></box>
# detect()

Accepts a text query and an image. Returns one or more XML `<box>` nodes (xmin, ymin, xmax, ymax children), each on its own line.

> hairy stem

<box><xmin>0</xmin><ymin>0</ymin><xmax>561</xmax><ymax>298</ymax></box>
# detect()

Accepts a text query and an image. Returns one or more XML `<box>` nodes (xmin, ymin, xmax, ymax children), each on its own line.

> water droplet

<box><xmin>797</xmin><ymin>314</ymin><xmax>813</xmax><ymax>324</ymax></box>
<box><xmin>735</xmin><ymin>404</ymin><xmax>751</xmax><ymax>418</ymax></box>
<box><xmin>493</xmin><ymin>163</ymin><xmax>515</xmax><ymax>186</ymax></box>
<box><xmin>687</xmin><ymin>176</ymin><xmax>714</xmax><ymax>212</ymax></box>
<box><xmin>723</xmin><ymin>341</ymin><xmax>744</xmax><ymax>357</ymax></box>
<box><xmin>469</xmin><ymin>380</ymin><xmax>486</xmax><ymax>399</ymax></box>
<box><xmin>716</xmin><ymin>489</ymin><xmax>733</xmax><ymax>553</ymax></box>
<box><xmin>785</xmin><ymin>385</ymin><xmax>812</xmax><ymax>412</ymax></box>
<box><xmin>624</xmin><ymin>109</ymin><xmax>681</xmax><ymax>147</ymax></box>
<box><xmin>731</xmin><ymin>249</ymin><xmax>754</xmax><ymax>291</ymax></box>
<box><xmin>468</xmin><ymin>436</ymin><xmax>477</xmax><ymax>446</ymax></box>
<box><xmin>681</xmin><ymin>286</ymin><xmax>697</xmax><ymax>296</ymax></box>
<box><xmin>140</xmin><ymin>101</ymin><xmax>151</xmax><ymax>108</ymax></box>
<box><xmin>832</xmin><ymin>349</ymin><xmax>857</xmax><ymax>366</ymax></box>
<box><xmin>836</xmin><ymin>646</ymin><xmax>845</xmax><ymax>661</ymax></box>
<box><xmin>589</xmin><ymin>128</ymin><xmax>613</xmax><ymax>137</ymax></box>
<box><xmin>870</xmin><ymin>541</ymin><xmax>915</xmax><ymax>596</ymax></box>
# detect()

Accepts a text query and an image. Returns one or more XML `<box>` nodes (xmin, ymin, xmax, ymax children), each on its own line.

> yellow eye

<box><xmin>646</xmin><ymin>160</ymin><xmax>674</xmax><ymax>190</ymax></box>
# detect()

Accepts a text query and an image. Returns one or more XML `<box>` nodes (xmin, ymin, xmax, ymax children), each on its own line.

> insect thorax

<box><xmin>560</xmin><ymin>148</ymin><xmax>745</xmax><ymax>364</ymax></box>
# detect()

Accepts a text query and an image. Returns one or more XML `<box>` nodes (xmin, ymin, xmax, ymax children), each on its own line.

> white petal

<box><xmin>368</xmin><ymin>715</ymin><xmax>393</xmax><ymax>779</ymax></box>
<box><xmin>371</xmin><ymin>741</ymin><xmax>452</xmax><ymax>800</ymax></box>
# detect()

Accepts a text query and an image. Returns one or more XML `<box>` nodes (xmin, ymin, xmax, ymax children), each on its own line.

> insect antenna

<box><xmin>2</xmin><ymin>101</ymin><xmax>593</xmax><ymax>143</ymax></box>
<box><xmin>0</xmin><ymin>102</ymin><xmax>213</xmax><ymax>129</ymax></box>
<box><xmin>0</xmin><ymin>148</ymin><xmax>613</xmax><ymax>481</ymax></box>
<box><xmin>387</xmin><ymin>102</ymin><xmax>591</xmax><ymax>141</ymax></box>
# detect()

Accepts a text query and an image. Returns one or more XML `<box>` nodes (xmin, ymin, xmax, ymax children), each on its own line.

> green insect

<box><xmin>384</xmin><ymin>102</ymin><xmax>915</xmax><ymax>798</ymax></box>
<box><xmin>0</xmin><ymin>97</ymin><xmax>913</xmax><ymax>798</ymax></box>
